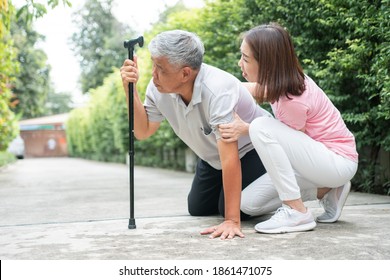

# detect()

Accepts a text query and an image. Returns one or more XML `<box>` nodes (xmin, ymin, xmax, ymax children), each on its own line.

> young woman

<box><xmin>219</xmin><ymin>22</ymin><xmax>358</xmax><ymax>233</ymax></box>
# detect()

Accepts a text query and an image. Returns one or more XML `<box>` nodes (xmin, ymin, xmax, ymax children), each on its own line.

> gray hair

<box><xmin>148</xmin><ymin>30</ymin><xmax>204</xmax><ymax>69</ymax></box>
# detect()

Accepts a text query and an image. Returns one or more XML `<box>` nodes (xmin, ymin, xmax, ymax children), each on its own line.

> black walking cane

<box><xmin>124</xmin><ymin>36</ymin><xmax>144</xmax><ymax>229</ymax></box>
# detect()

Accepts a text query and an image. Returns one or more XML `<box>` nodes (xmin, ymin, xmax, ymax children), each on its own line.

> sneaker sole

<box><xmin>317</xmin><ymin>181</ymin><xmax>351</xmax><ymax>223</ymax></box>
<box><xmin>255</xmin><ymin>221</ymin><xmax>317</xmax><ymax>234</ymax></box>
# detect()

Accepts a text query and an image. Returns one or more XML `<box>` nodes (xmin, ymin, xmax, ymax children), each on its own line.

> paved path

<box><xmin>1</xmin><ymin>158</ymin><xmax>390</xmax><ymax>260</ymax></box>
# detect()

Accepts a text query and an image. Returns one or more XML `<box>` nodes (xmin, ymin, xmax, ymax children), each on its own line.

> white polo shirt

<box><xmin>144</xmin><ymin>63</ymin><xmax>272</xmax><ymax>170</ymax></box>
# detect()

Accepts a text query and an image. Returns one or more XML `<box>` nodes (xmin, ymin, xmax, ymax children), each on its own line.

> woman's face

<box><xmin>238</xmin><ymin>39</ymin><xmax>259</xmax><ymax>83</ymax></box>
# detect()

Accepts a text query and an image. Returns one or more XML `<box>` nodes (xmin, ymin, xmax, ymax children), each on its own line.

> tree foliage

<box><xmin>15</xmin><ymin>0</ymin><xmax>72</xmax><ymax>23</ymax></box>
<box><xmin>10</xmin><ymin>14</ymin><xmax>52</xmax><ymax>118</ymax></box>
<box><xmin>45</xmin><ymin>91</ymin><xmax>72</xmax><ymax>115</ymax></box>
<box><xmin>70</xmin><ymin>0</ymin><xmax>135</xmax><ymax>93</ymax></box>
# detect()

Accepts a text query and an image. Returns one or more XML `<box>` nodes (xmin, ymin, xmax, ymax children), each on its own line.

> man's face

<box><xmin>151</xmin><ymin>56</ymin><xmax>184</xmax><ymax>93</ymax></box>
<box><xmin>238</xmin><ymin>39</ymin><xmax>259</xmax><ymax>83</ymax></box>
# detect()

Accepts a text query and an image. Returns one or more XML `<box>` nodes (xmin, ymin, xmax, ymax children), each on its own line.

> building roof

<box><xmin>19</xmin><ymin>113</ymin><xmax>69</xmax><ymax>126</ymax></box>
<box><xmin>19</xmin><ymin>113</ymin><xmax>69</xmax><ymax>131</ymax></box>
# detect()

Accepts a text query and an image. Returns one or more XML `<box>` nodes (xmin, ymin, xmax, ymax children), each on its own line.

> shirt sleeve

<box><xmin>209</xmin><ymin>86</ymin><xmax>238</xmax><ymax>139</ymax></box>
<box><xmin>276</xmin><ymin>99</ymin><xmax>309</xmax><ymax>131</ymax></box>
<box><xmin>143</xmin><ymin>81</ymin><xmax>165</xmax><ymax>123</ymax></box>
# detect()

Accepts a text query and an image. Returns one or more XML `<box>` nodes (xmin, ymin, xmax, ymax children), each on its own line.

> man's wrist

<box><xmin>224</xmin><ymin>217</ymin><xmax>240</xmax><ymax>224</ymax></box>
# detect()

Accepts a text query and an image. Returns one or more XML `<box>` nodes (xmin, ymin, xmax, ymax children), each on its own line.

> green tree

<box><xmin>45</xmin><ymin>91</ymin><xmax>72</xmax><ymax>115</ymax></box>
<box><xmin>70</xmin><ymin>0</ymin><xmax>135</xmax><ymax>93</ymax></box>
<box><xmin>10</xmin><ymin>14</ymin><xmax>52</xmax><ymax>118</ymax></box>
<box><xmin>15</xmin><ymin>0</ymin><xmax>72</xmax><ymax>23</ymax></box>
<box><xmin>197</xmin><ymin>0</ymin><xmax>249</xmax><ymax>78</ymax></box>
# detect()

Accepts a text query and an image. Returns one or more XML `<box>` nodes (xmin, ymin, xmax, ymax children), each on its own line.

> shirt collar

<box><xmin>191</xmin><ymin>64</ymin><xmax>205</xmax><ymax>105</ymax></box>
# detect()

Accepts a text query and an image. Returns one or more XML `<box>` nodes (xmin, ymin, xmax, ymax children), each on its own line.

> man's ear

<box><xmin>181</xmin><ymin>66</ymin><xmax>192</xmax><ymax>82</ymax></box>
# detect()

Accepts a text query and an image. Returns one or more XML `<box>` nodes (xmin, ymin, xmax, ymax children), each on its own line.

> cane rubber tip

<box><xmin>128</xmin><ymin>219</ymin><xmax>136</xmax><ymax>229</ymax></box>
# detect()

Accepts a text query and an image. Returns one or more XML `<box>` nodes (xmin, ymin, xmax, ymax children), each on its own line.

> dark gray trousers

<box><xmin>187</xmin><ymin>148</ymin><xmax>266</xmax><ymax>219</ymax></box>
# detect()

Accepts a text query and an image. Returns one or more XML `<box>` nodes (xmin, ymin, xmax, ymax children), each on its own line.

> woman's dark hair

<box><xmin>243</xmin><ymin>22</ymin><xmax>305</xmax><ymax>103</ymax></box>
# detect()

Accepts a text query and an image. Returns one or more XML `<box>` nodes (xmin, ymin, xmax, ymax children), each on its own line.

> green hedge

<box><xmin>67</xmin><ymin>71</ymin><xmax>128</xmax><ymax>163</ymax></box>
<box><xmin>0</xmin><ymin>151</ymin><xmax>16</xmax><ymax>167</ymax></box>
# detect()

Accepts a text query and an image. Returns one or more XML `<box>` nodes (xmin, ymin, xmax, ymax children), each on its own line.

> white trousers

<box><xmin>241</xmin><ymin>117</ymin><xmax>358</xmax><ymax>216</ymax></box>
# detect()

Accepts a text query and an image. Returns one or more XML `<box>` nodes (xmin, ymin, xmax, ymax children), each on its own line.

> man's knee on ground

<box><xmin>188</xmin><ymin>203</ymin><xmax>218</xmax><ymax>216</ymax></box>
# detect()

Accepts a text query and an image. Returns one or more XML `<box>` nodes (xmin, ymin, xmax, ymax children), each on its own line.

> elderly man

<box><xmin>120</xmin><ymin>30</ymin><xmax>271</xmax><ymax>239</ymax></box>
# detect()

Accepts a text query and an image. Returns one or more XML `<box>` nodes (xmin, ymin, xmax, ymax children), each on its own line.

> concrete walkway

<box><xmin>1</xmin><ymin>157</ymin><xmax>390</xmax><ymax>260</ymax></box>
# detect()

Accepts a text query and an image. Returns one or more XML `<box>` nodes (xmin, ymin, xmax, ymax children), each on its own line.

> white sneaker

<box><xmin>255</xmin><ymin>205</ymin><xmax>316</xmax><ymax>234</ymax></box>
<box><xmin>317</xmin><ymin>181</ymin><xmax>351</xmax><ymax>223</ymax></box>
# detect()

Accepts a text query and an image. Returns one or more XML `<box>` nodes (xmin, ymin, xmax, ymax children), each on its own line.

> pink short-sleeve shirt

<box><xmin>271</xmin><ymin>76</ymin><xmax>358</xmax><ymax>162</ymax></box>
